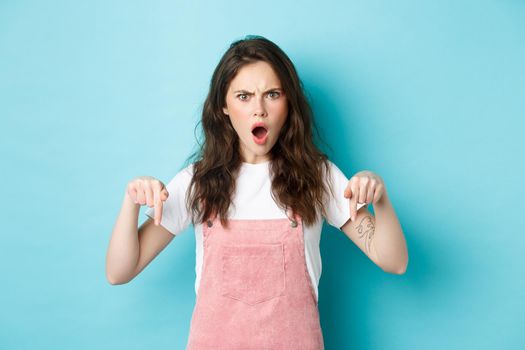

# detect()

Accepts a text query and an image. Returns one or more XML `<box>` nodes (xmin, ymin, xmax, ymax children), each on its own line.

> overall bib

<box><xmin>186</xmin><ymin>210</ymin><xmax>324</xmax><ymax>350</ymax></box>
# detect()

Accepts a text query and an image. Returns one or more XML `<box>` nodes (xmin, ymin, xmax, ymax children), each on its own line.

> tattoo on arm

<box><xmin>357</xmin><ymin>216</ymin><xmax>375</xmax><ymax>254</ymax></box>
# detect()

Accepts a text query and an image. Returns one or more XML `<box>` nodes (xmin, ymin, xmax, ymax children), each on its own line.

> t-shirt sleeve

<box><xmin>323</xmin><ymin>160</ymin><xmax>368</xmax><ymax>229</ymax></box>
<box><xmin>144</xmin><ymin>163</ymin><xmax>193</xmax><ymax>235</ymax></box>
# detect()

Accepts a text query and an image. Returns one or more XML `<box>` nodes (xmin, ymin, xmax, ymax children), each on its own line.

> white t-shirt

<box><xmin>145</xmin><ymin>159</ymin><xmax>366</xmax><ymax>302</ymax></box>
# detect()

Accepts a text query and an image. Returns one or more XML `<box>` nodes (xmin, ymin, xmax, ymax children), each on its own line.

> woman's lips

<box><xmin>252</xmin><ymin>126</ymin><xmax>268</xmax><ymax>145</ymax></box>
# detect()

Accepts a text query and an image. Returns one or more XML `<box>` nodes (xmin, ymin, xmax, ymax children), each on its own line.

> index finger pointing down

<box><xmin>154</xmin><ymin>190</ymin><xmax>163</xmax><ymax>226</ymax></box>
<box><xmin>350</xmin><ymin>180</ymin><xmax>359</xmax><ymax>221</ymax></box>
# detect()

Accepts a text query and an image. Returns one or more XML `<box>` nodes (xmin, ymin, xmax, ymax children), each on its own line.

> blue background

<box><xmin>1</xmin><ymin>1</ymin><xmax>523</xmax><ymax>349</ymax></box>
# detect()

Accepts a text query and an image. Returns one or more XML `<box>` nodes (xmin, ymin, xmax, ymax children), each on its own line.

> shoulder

<box><xmin>323</xmin><ymin>159</ymin><xmax>347</xmax><ymax>185</ymax></box>
<box><xmin>178</xmin><ymin>162</ymin><xmax>195</xmax><ymax>179</ymax></box>
<box><xmin>164</xmin><ymin>162</ymin><xmax>194</xmax><ymax>191</ymax></box>
<box><xmin>181</xmin><ymin>162</ymin><xmax>195</xmax><ymax>179</ymax></box>
<box><xmin>320</xmin><ymin>158</ymin><xmax>343</xmax><ymax>174</ymax></box>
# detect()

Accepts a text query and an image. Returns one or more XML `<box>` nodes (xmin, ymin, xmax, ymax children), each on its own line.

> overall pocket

<box><xmin>220</xmin><ymin>243</ymin><xmax>286</xmax><ymax>305</ymax></box>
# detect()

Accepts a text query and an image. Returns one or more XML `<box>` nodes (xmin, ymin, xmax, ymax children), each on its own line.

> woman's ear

<box><xmin>222</xmin><ymin>106</ymin><xmax>229</xmax><ymax>115</ymax></box>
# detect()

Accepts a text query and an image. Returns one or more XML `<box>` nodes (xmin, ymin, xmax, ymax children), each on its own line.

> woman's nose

<box><xmin>252</xmin><ymin>96</ymin><xmax>267</xmax><ymax>117</ymax></box>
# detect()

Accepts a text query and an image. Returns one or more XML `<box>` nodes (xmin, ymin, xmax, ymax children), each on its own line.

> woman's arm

<box><xmin>105</xmin><ymin>192</ymin><xmax>175</xmax><ymax>284</ymax></box>
<box><xmin>342</xmin><ymin>171</ymin><xmax>409</xmax><ymax>274</ymax></box>
<box><xmin>105</xmin><ymin>192</ymin><xmax>142</xmax><ymax>284</ymax></box>
<box><xmin>369</xmin><ymin>191</ymin><xmax>408</xmax><ymax>274</ymax></box>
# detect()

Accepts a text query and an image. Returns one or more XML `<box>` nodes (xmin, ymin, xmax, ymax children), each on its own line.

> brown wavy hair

<box><xmin>184</xmin><ymin>35</ymin><xmax>336</xmax><ymax>229</ymax></box>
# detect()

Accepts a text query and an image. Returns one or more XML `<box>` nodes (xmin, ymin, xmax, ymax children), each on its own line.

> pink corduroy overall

<box><xmin>186</xmin><ymin>210</ymin><xmax>324</xmax><ymax>350</ymax></box>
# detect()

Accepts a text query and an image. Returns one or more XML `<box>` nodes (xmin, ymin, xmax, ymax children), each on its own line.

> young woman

<box><xmin>106</xmin><ymin>35</ymin><xmax>409</xmax><ymax>350</ymax></box>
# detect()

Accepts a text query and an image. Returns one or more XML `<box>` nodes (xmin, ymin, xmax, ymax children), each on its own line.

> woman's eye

<box><xmin>236</xmin><ymin>92</ymin><xmax>280</xmax><ymax>100</ymax></box>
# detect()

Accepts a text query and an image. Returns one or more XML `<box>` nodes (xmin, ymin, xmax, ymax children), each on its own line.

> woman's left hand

<box><xmin>344</xmin><ymin>170</ymin><xmax>386</xmax><ymax>221</ymax></box>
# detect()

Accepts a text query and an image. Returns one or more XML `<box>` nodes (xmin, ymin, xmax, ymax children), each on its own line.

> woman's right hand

<box><xmin>127</xmin><ymin>176</ymin><xmax>169</xmax><ymax>226</ymax></box>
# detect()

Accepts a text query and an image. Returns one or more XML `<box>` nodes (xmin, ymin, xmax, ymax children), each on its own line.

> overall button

<box><xmin>207</xmin><ymin>220</ymin><xmax>213</xmax><ymax>227</ymax></box>
<box><xmin>290</xmin><ymin>220</ymin><xmax>297</xmax><ymax>228</ymax></box>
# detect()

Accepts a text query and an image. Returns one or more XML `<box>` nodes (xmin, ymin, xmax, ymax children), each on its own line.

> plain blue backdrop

<box><xmin>1</xmin><ymin>1</ymin><xmax>523</xmax><ymax>349</ymax></box>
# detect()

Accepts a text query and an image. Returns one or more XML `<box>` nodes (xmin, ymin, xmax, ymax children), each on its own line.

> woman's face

<box><xmin>222</xmin><ymin>60</ymin><xmax>288</xmax><ymax>164</ymax></box>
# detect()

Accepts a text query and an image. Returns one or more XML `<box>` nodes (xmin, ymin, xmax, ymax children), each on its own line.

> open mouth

<box><xmin>251</xmin><ymin>124</ymin><xmax>269</xmax><ymax>145</ymax></box>
<box><xmin>252</xmin><ymin>126</ymin><xmax>268</xmax><ymax>138</ymax></box>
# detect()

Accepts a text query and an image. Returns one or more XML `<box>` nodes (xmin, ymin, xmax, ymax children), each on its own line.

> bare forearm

<box><xmin>372</xmin><ymin>191</ymin><xmax>409</xmax><ymax>274</ymax></box>
<box><xmin>105</xmin><ymin>192</ymin><xmax>141</xmax><ymax>284</ymax></box>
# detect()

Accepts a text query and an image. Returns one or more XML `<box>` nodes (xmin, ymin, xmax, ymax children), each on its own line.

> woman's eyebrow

<box><xmin>233</xmin><ymin>88</ymin><xmax>283</xmax><ymax>94</ymax></box>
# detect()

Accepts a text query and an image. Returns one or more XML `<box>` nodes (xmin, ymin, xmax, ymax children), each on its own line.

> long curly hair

<box><xmin>184</xmin><ymin>35</ymin><xmax>336</xmax><ymax>229</ymax></box>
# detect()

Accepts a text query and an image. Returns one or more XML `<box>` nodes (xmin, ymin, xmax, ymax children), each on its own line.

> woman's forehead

<box><xmin>228</xmin><ymin>61</ymin><xmax>282</xmax><ymax>90</ymax></box>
